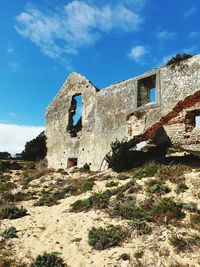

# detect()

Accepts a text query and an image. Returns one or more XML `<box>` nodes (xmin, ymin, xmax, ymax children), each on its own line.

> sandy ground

<box><xmin>1</xmin><ymin>168</ymin><xmax>200</xmax><ymax>266</ymax></box>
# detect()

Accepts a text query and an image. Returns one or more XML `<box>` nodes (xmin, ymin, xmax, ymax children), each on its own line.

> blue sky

<box><xmin>0</xmin><ymin>0</ymin><xmax>199</xmax><ymax>154</ymax></box>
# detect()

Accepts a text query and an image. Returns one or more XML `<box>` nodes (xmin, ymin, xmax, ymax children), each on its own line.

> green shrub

<box><xmin>105</xmin><ymin>140</ymin><xmax>136</xmax><ymax>172</ymax></box>
<box><xmin>70</xmin><ymin>190</ymin><xmax>112</xmax><ymax>212</ymax></box>
<box><xmin>70</xmin><ymin>198</ymin><xmax>92</xmax><ymax>212</ymax></box>
<box><xmin>30</xmin><ymin>252</ymin><xmax>65</xmax><ymax>267</ymax></box>
<box><xmin>0</xmin><ymin>181</ymin><xmax>16</xmax><ymax>192</ymax></box>
<box><xmin>197</xmin><ymin>191</ymin><xmax>200</xmax><ymax>199</ymax></box>
<box><xmin>157</xmin><ymin>165</ymin><xmax>188</xmax><ymax>183</ymax></box>
<box><xmin>134</xmin><ymin>249</ymin><xmax>144</xmax><ymax>259</ymax></box>
<box><xmin>0</xmin><ymin>205</ymin><xmax>27</xmax><ymax>219</ymax></box>
<box><xmin>112</xmin><ymin>200</ymin><xmax>152</xmax><ymax>221</ymax></box>
<box><xmin>119</xmin><ymin>253</ymin><xmax>130</xmax><ymax>261</ymax></box>
<box><xmin>131</xmin><ymin>219</ymin><xmax>151</xmax><ymax>235</ymax></box>
<box><xmin>81</xmin><ymin>179</ymin><xmax>95</xmax><ymax>192</ymax></box>
<box><xmin>88</xmin><ymin>225</ymin><xmax>128</xmax><ymax>250</ymax></box>
<box><xmin>176</xmin><ymin>182</ymin><xmax>188</xmax><ymax>194</ymax></box>
<box><xmin>80</xmin><ymin>163</ymin><xmax>90</xmax><ymax>172</ymax></box>
<box><xmin>152</xmin><ymin>198</ymin><xmax>185</xmax><ymax>223</ymax></box>
<box><xmin>145</xmin><ymin>178</ymin><xmax>171</xmax><ymax>195</ymax></box>
<box><xmin>1</xmin><ymin>227</ymin><xmax>17</xmax><ymax>239</ymax></box>
<box><xmin>3</xmin><ymin>192</ymin><xmax>28</xmax><ymax>202</ymax></box>
<box><xmin>105</xmin><ymin>181</ymin><xmax>119</xmax><ymax>187</ymax></box>
<box><xmin>134</xmin><ymin>165</ymin><xmax>159</xmax><ymax>179</ymax></box>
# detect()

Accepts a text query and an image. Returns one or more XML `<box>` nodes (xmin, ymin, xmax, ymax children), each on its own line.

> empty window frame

<box><xmin>137</xmin><ymin>74</ymin><xmax>156</xmax><ymax>108</ymax></box>
<box><xmin>185</xmin><ymin>110</ymin><xmax>200</xmax><ymax>132</ymax></box>
<box><xmin>67</xmin><ymin>94</ymin><xmax>83</xmax><ymax>137</ymax></box>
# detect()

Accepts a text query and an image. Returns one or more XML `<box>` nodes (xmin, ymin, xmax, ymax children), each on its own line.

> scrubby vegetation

<box><xmin>30</xmin><ymin>252</ymin><xmax>65</xmax><ymax>267</ymax></box>
<box><xmin>0</xmin><ymin>227</ymin><xmax>18</xmax><ymax>239</ymax></box>
<box><xmin>166</xmin><ymin>53</ymin><xmax>193</xmax><ymax>66</ymax></box>
<box><xmin>0</xmin><ymin>205</ymin><xmax>27</xmax><ymax>219</ymax></box>
<box><xmin>88</xmin><ymin>225</ymin><xmax>128</xmax><ymax>250</ymax></box>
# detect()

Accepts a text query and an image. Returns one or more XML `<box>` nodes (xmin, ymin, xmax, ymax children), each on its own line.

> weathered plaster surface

<box><xmin>46</xmin><ymin>55</ymin><xmax>200</xmax><ymax>170</ymax></box>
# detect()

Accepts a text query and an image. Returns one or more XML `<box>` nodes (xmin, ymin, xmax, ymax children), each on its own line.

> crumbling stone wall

<box><xmin>46</xmin><ymin>55</ymin><xmax>200</xmax><ymax>170</ymax></box>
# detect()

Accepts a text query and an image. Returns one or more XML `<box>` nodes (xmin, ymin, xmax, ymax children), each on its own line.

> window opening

<box><xmin>67</xmin><ymin>94</ymin><xmax>82</xmax><ymax>137</ymax></box>
<box><xmin>185</xmin><ymin>110</ymin><xmax>200</xmax><ymax>132</ymax></box>
<box><xmin>67</xmin><ymin>158</ymin><xmax>77</xmax><ymax>168</ymax></box>
<box><xmin>137</xmin><ymin>74</ymin><xmax>156</xmax><ymax>107</ymax></box>
<box><xmin>195</xmin><ymin>115</ymin><xmax>200</xmax><ymax>128</ymax></box>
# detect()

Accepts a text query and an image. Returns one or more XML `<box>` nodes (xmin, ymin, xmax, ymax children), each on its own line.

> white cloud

<box><xmin>0</xmin><ymin>124</ymin><xmax>45</xmax><ymax>155</ymax></box>
<box><xmin>128</xmin><ymin>45</ymin><xmax>148</xmax><ymax>62</ymax></box>
<box><xmin>156</xmin><ymin>30</ymin><xmax>176</xmax><ymax>40</ymax></box>
<box><xmin>189</xmin><ymin>31</ymin><xmax>200</xmax><ymax>38</ymax></box>
<box><xmin>7</xmin><ymin>47</ymin><xmax>14</xmax><ymax>54</ymax></box>
<box><xmin>184</xmin><ymin>6</ymin><xmax>197</xmax><ymax>18</ymax></box>
<box><xmin>8</xmin><ymin>61</ymin><xmax>20</xmax><ymax>72</ymax></box>
<box><xmin>15</xmin><ymin>1</ymin><xmax>143</xmax><ymax>60</ymax></box>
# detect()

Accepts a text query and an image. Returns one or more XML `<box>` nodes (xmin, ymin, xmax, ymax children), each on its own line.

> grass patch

<box><xmin>81</xmin><ymin>178</ymin><xmax>95</xmax><ymax>192</ymax></box>
<box><xmin>0</xmin><ymin>227</ymin><xmax>17</xmax><ymax>239</ymax></box>
<box><xmin>88</xmin><ymin>225</ymin><xmax>128</xmax><ymax>250</ymax></box>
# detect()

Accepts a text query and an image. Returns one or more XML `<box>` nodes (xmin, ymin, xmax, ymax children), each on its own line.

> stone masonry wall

<box><xmin>46</xmin><ymin>55</ymin><xmax>200</xmax><ymax>171</ymax></box>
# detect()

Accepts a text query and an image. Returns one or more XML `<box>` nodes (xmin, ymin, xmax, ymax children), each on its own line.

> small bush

<box><xmin>131</xmin><ymin>219</ymin><xmax>151</xmax><ymax>235</ymax></box>
<box><xmin>30</xmin><ymin>252</ymin><xmax>65</xmax><ymax>267</ymax></box>
<box><xmin>105</xmin><ymin>181</ymin><xmax>119</xmax><ymax>187</ymax></box>
<box><xmin>169</xmin><ymin>233</ymin><xmax>187</xmax><ymax>251</ymax></box>
<box><xmin>152</xmin><ymin>198</ymin><xmax>185</xmax><ymax>223</ymax></box>
<box><xmin>105</xmin><ymin>140</ymin><xmax>136</xmax><ymax>172</ymax></box>
<box><xmin>176</xmin><ymin>182</ymin><xmax>188</xmax><ymax>194</ymax></box>
<box><xmin>157</xmin><ymin>165</ymin><xmax>188</xmax><ymax>183</ymax></box>
<box><xmin>190</xmin><ymin>214</ymin><xmax>200</xmax><ymax>229</ymax></box>
<box><xmin>134</xmin><ymin>164</ymin><xmax>159</xmax><ymax>179</ymax></box>
<box><xmin>166</xmin><ymin>53</ymin><xmax>193</xmax><ymax>66</ymax></box>
<box><xmin>145</xmin><ymin>178</ymin><xmax>171</xmax><ymax>195</ymax></box>
<box><xmin>112</xmin><ymin>200</ymin><xmax>152</xmax><ymax>221</ymax></box>
<box><xmin>134</xmin><ymin>249</ymin><xmax>144</xmax><ymax>259</ymax></box>
<box><xmin>81</xmin><ymin>179</ymin><xmax>95</xmax><ymax>192</ymax></box>
<box><xmin>119</xmin><ymin>253</ymin><xmax>130</xmax><ymax>261</ymax></box>
<box><xmin>197</xmin><ymin>191</ymin><xmax>200</xmax><ymax>199</ymax></box>
<box><xmin>70</xmin><ymin>190</ymin><xmax>112</xmax><ymax>212</ymax></box>
<box><xmin>3</xmin><ymin>192</ymin><xmax>28</xmax><ymax>202</ymax></box>
<box><xmin>0</xmin><ymin>205</ymin><xmax>27</xmax><ymax>219</ymax></box>
<box><xmin>80</xmin><ymin>163</ymin><xmax>90</xmax><ymax>172</ymax></box>
<box><xmin>0</xmin><ymin>181</ymin><xmax>16</xmax><ymax>192</ymax></box>
<box><xmin>88</xmin><ymin>225</ymin><xmax>128</xmax><ymax>250</ymax></box>
<box><xmin>1</xmin><ymin>227</ymin><xmax>17</xmax><ymax>239</ymax></box>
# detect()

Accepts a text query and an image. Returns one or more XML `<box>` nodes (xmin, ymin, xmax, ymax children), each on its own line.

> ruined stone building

<box><xmin>46</xmin><ymin>55</ymin><xmax>200</xmax><ymax>171</ymax></box>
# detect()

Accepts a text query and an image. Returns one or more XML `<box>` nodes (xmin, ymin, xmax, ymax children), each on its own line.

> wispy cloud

<box><xmin>156</xmin><ymin>30</ymin><xmax>176</xmax><ymax>40</ymax></box>
<box><xmin>8</xmin><ymin>61</ymin><xmax>21</xmax><ymax>72</ymax></box>
<box><xmin>7</xmin><ymin>47</ymin><xmax>14</xmax><ymax>54</ymax></box>
<box><xmin>0</xmin><ymin>124</ymin><xmax>45</xmax><ymax>155</ymax></box>
<box><xmin>8</xmin><ymin>112</ymin><xmax>17</xmax><ymax>117</ymax></box>
<box><xmin>189</xmin><ymin>31</ymin><xmax>200</xmax><ymax>38</ymax></box>
<box><xmin>15</xmin><ymin>1</ymin><xmax>144</xmax><ymax>61</ymax></box>
<box><xmin>184</xmin><ymin>6</ymin><xmax>197</xmax><ymax>18</ymax></box>
<box><xmin>128</xmin><ymin>45</ymin><xmax>149</xmax><ymax>62</ymax></box>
